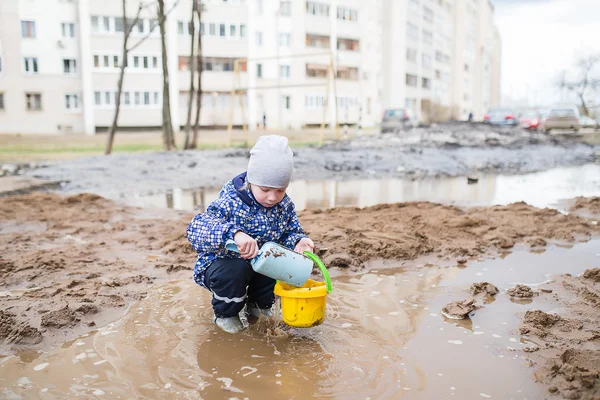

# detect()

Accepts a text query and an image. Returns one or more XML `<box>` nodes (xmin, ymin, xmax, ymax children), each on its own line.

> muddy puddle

<box><xmin>2</xmin><ymin>240</ymin><xmax>598</xmax><ymax>399</ymax></box>
<box><xmin>131</xmin><ymin>164</ymin><xmax>600</xmax><ymax>212</ymax></box>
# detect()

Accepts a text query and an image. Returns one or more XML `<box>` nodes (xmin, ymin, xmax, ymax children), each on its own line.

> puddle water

<box><xmin>128</xmin><ymin>163</ymin><xmax>600</xmax><ymax>212</ymax></box>
<box><xmin>1</xmin><ymin>240</ymin><xmax>598</xmax><ymax>399</ymax></box>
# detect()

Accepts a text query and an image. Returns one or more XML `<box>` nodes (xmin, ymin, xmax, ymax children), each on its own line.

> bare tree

<box><xmin>190</xmin><ymin>1</ymin><xmax>203</xmax><ymax>149</ymax></box>
<box><xmin>105</xmin><ymin>0</ymin><xmax>176</xmax><ymax>155</ymax></box>
<box><xmin>183</xmin><ymin>0</ymin><xmax>198</xmax><ymax>149</ymax></box>
<box><xmin>559</xmin><ymin>54</ymin><xmax>600</xmax><ymax>117</ymax></box>
<box><xmin>158</xmin><ymin>0</ymin><xmax>177</xmax><ymax>150</ymax></box>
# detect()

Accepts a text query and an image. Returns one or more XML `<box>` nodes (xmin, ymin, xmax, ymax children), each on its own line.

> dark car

<box><xmin>483</xmin><ymin>108</ymin><xmax>517</xmax><ymax>126</ymax></box>
<box><xmin>381</xmin><ymin>108</ymin><xmax>417</xmax><ymax>133</ymax></box>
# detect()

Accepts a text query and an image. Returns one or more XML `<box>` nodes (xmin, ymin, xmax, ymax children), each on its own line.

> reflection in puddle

<box><xmin>0</xmin><ymin>240</ymin><xmax>598</xmax><ymax>399</ymax></box>
<box><xmin>130</xmin><ymin>164</ymin><xmax>600</xmax><ymax>212</ymax></box>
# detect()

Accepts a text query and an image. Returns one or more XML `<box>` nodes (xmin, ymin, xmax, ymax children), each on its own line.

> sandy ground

<box><xmin>1</xmin><ymin>192</ymin><xmax>599</xmax><ymax>398</ymax></box>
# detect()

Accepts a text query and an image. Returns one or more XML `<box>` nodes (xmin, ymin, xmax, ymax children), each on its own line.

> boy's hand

<box><xmin>294</xmin><ymin>237</ymin><xmax>315</xmax><ymax>254</ymax></box>
<box><xmin>234</xmin><ymin>231</ymin><xmax>259</xmax><ymax>259</ymax></box>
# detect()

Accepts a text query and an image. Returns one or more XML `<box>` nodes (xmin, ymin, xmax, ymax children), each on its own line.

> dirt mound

<box><xmin>0</xmin><ymin>311</ymin><xmax>42</xmax><ymax>345</ymax></box>
<box><xmin>519</xmin><ymin>270</ymin><xmax>600</xmax><ymax>398</ymax></box>
<box><xmin>470</xmin><ymin>282</ymin><xmax>499</xmax><ymax>297</ymax></box>
<box><xmin>570</xmin><ymin>197</ymin><xmax>600</xmax><ymax>215</ymax></box>
<box><xmin>41</xmin><ymin>305</ymin><xmax>79</xmax><ymax>329</ymax></box>
<box><xmin>583</xmin><ymin>268</ymin><xmax>600</xmax><ymax>283</ymax></box>
<box><xmin>441</xmin><ymin>299</ymin><xmax>477</xmax><ymax>319</ymax></box>
<box><xmin>536</xmin><ymin>349</ymin><xmax>600</xmax><ymax>400</ymax></box>
<box><xmin>507</xmin><ymin>284</ymin><xmax>536</xmax><ymax>298</ymax></box>
<box><xmin>302</xmin><ymin>201</ymin><xmax>600</xmax><ymax>269</ymax></box>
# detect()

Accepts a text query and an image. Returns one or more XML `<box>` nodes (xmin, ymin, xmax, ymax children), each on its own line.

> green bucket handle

<box><xmin>304</xmin><ymin>251</ymin><xmax>332</xmax><ymax>293</ymax></box>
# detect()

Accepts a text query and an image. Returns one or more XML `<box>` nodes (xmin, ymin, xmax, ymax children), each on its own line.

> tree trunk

<box><xmin>579</xmin><ymin>92</ymin><xmax>589</xmax><ymax>116</ymax></box>
<box><xmin>183</xmin><ymin>0</ymin><xmax>197</xmax><ymax>149</ymax></box>
<box><xmin>158</xmin><ymin>0</ymin><xmax>177</xmax><ymax>150</ymax></box>
<box><xmin>105</xmin><ymin>0</ymin><xmax>129</xmax><ymax>155</ymax></box>
<box><xmin>191</xmin><ymin>2</ymin><xmax>203</xmax><ymax>149</ymax></box>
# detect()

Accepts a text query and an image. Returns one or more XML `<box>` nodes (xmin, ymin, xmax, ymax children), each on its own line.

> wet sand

<box><xmin>0</xmin><ymin>193</ymin><xmax>599</xmax><ymax>398</ymax></box>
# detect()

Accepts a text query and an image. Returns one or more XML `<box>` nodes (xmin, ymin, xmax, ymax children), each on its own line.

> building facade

<box><xmin>0</xmin><ymin>0</ymin><xmax>501</xmax><ymax>134</ymax></box>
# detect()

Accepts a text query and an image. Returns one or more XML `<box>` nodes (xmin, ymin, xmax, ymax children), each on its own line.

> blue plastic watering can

<box><xmin>225</xmin><ymin>240</ymin><xmax>313</xmax><ymax>287</ymax></box>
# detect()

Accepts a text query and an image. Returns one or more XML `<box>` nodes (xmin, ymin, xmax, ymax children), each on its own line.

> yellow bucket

<box><xmin>273</xmin><ymin>252</ymin><xmax>332</xmax><ymax>328</ymax></box>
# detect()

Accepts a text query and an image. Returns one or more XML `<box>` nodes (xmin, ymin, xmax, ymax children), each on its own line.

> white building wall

<box><xmin>0</xmin><ymin>0</ymin><xmax>501</xmax><ymax>134</ymax></box>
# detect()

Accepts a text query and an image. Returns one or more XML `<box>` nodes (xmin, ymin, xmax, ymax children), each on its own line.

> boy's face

<box><xmin>250</xmin><ymin>185</ymin><xmax>287</xmax><ymax>208</ymax></box>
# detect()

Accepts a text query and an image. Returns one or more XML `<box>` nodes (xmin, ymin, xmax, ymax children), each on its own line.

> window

<box><xmin>240</xmin><ymin>24</ymin><xmax>246</xmax><ymax>37</ymax></box>
<box><xmin>153</xmin><ymin>56</ymin><xmax>159</xmax><ymax>68</ymax></box>
<box><xmin>203</xmin><ymin>57</ymin><xmax>236</xmax><ymax>72</ymax></box>
<box><xmin>407</xmin><ymin>22</ymin><xmax>418</xmax><ymax>39</ymax></box>
<box><xmin>422</xmin><ymin>54</ymin><xmax>431</xmax><ymax>68</ymax></box>
<box><xmin>256</xmin><ymin>31</ymin><xmax>263</xmax><ymax>46</ymax></box>
<box><xmin>406</xmin><ymin>48</ymin><xmax>417</xmax><ymax>62</ymax></box>
<box><xmin>306</xmin><ymin>64</ymin><xmax>328</xmax><ymax>78</ymax></box>
<box><xmin>257</xmin><ymin>63</ymin><xmax>262</xmax><ymax>78</ymax></box>
<box><xmin>91</xmin><ymin>16</ymin><xmax>99</xmax><ymax>32</ymax></box>
<box><xmin>336</xmin><ymin>67</ymin><xmax>359</xmax><ymax>80</ymax></box>
<box><xmin>280</xmin><ymin>65</ymin><xmax>290</xmax><ymax>78</ymax></box>
<box><xmin>337</xmin><ymin>7</ymin><xmax>357</xmax><ymax>21</ymax></box>
<box><xmin>464</xmin><ymin>64</ymin><xmax>470</xmax><ymax>72</ymax></box>
<box><xmin>257</xmin><ymin>0</ymin><xmax>263</xmax><ymax>14</ymax></box>
<box><xmin>219</xmin><ymin>24</ymin><xmax>226</xmax><ymax>37</ymax></box>
<box><xmin>63</xmin><ymin>59</ymin><xmax>77</xmax><ymax>74</ymax></box>
<box><xmin>209</xmin><ymin>23</ymin><xmax>216</xmax><ymax>36</ymax></box>
<box><xmin>443</xmin><ymin>54</ymin><xmax>450</xmax><ymax>64</ymax></box>
<box><xmin>113</xmin><ymin>55</ymin><xmax>120</xmax><ymax>68</ymax></box>
<box><xmin>115</xmin><ymin>17</ymin><xmax>124</xmax><ymax>32</ymax></box>
<box><xmin>103</xmin><ymin>17</ymin><xmax>110</xmax><ymax>32</ymax></box>
<box><xmin>230</xmin><ymin>24</ymin><xmax>236</xmax><ymax>37</ymax></box>
<box><xmin>105</xmin><ymin>91</ymin><xmax>112</xmax><ymax>105</ymax></box>
<box><xmin>65</xmin><ymin>94</ymin><xmax>79</xmax><ymax>110</ymax></box>
<box><xmin>24</xmin><ymin>57</ymin><xmax>39</xmax><ymax>74</ymax></box>
<box><xmin>435</xmin><ymin>50</ymin><xmax>443</xmax><ymax>62</ymax></box>
<box><xmin>21</xmin><ymin>21</ymin><xmax>36</xmax><ymax>38</ymax></box>
<box><xmin>61</xmin><ymin>22</ymin><xmax>75</xmax><ymax>38</ymax></box>
<box><xmin>306</xmin><ymin>34</ymin><xmax>329</xmax><ymax>48</ymax></box>
<box><xmin>134</xmin><ymin>91</ymin><xmax>141</xmax><ymax>105</ymax></box>
<box><xmin>26</xmin><ymin>93</ymin><xmax>42</xmax><ymax>110</ymax></box>
<box><xmin>279</xmin><ymin>33</ymin><xmax>291</xmax><ymax>47</ymax></box>
<box><xmin>137</xmin><ymin>19</ymin><xmax>145</xmax><ymax>33</ymax></box>
<box><xmin>406</xmin><ymin>74</ymin><xmax>417</xmax><ymax>87</ymax></box>
<box><xmin>94</xmin><ymin>91</ymin><xmax>101</xmax><ymax>106</ymax></box>
<box><xmin>423</xmin><ymin>6</ymin><xmax>433</xmax><ymax>22</ymax></box>
<box><xmin>435</xmin><ymin>70</ymin><xmax>441</xmax><ymax>80</ymax></box>
<box><xmin>153</xmin><ymin>92</ymin><xmax>159</xmax><ymax>105</ymax></box>
<box><xmin>0</xmin><ymin>93</ymin><xmax>4</xmax><ymax>110</ymax></box>
<box><xmin>279</xmin><ymin>1</ymin><xmax>291</xmax><ymax>16</ymax></box>
<box><xmin>337</xmin><ymin>38</ymin><xmax>359</xmax><ymax>51</ymax></box>
<box><xmin>178</xmin><ymin>21</ymin><xmax>184</xmax><ymax>35</ymax></box>
<box><xmin>306</xmin><ymin>2</ymin><xmax>329</xmax><ymax>17</ymax></box>
<box><xmin>133</xmin><ymin>56</ymin><xmax>140</xmax><ymax>68</ymax></box>
<box><xmin>422</xmin><ymin>77</ymin><xmax>431</xmax><ymax>89</ymax></box>
<box><xmin>423</xmin><ymin>30</ymin><xmax>433</xmax><ymax>44</ymax></box>
<box><xmin>282</xmin><ymin>95</ymin><xmax>291</xmax><ymax>110</ymax></box>
<box><xmin>200</xmin><ymin>23</ymin><xmax>205</xmax><ymax>36</ymax></box>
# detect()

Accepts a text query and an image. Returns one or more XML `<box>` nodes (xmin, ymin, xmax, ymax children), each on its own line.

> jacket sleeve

<box><xmin>279</xmin><ymin>206</ymin><xmax>308</xmax><ymax>250</ymax></box>
<box><xmin>186</xmin><ymin>198</ymin><xmax>243</xmax><ymax>253</ymax></box>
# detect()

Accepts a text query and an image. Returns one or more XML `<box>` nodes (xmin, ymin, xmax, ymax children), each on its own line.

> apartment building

<box><xmin>0</xmin><ymin>0</ymin><xmax>501</xmax><ymax>135</ymax></box>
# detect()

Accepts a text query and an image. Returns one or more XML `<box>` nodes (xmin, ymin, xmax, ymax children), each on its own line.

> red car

<box><xmin>518</xmin><ymin>110</ymin><xmax>541</xmax><ymax>130</ymax></box>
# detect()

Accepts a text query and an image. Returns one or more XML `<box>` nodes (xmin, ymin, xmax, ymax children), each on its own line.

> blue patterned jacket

<box><xmin>186</xmin><ymin>172</ymin><xmax>308</xmax><ymax>288</ymax></box>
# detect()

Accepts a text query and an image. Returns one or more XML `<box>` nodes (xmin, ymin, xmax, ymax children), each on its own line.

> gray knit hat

<box><xmin>247</xmin><ymin>135</ymin><xmax>294</xmax><ymax>188</ymax></box>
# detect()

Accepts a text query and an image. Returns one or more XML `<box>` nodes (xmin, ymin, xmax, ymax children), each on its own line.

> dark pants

<box><xmin>204</xmin><ymin>258</ymin><xmax>275</xmax><ymax>318</ymax></box>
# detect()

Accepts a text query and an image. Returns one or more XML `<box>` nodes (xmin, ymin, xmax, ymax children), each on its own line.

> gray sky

<box><xmin>491</xmin><ymin>0</ymin><xmax>600</xmax><ymax>106</ymax></box>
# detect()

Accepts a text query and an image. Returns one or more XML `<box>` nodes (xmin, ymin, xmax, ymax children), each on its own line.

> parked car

<box><xmin>539</xmin><ymin>106</ymin><xmax>580</xmax><ymax>133</ymax></box>
<box><xmin>483</xmin><ymin>108</ymin><xmax>518</xmax><ymax>126</ymax></box>
<box><xmin>381</xmin><ymin>108</ymin><xmax>417</xmax><ymax>133</ymax></box>
<box><xmin>518</xmin><ymin>110</ymin><xmax>541</xmax><ymax>130</ymax></box>
<box><xmin>580</xmin><ymin>115</ymin><xmax>599</xmax><ymax>130</ymax></box>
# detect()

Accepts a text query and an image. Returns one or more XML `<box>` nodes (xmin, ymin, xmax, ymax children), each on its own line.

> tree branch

<box><xmin>128</xmin><ymin>0</ymin><xmax>181</xmax><ymax>52</ymax></box>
